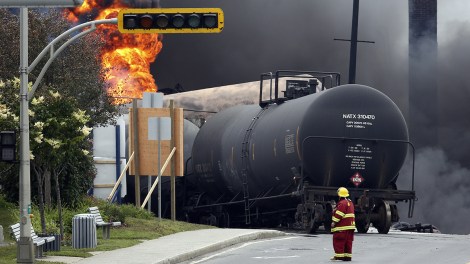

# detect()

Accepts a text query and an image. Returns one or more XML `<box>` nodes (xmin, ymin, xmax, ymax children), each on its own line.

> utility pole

<box><xmin>334</xmin><ymin>0</ymin><xmax>374</xmax><ymax>84</ymax></box>
<box><xmin>348</xmin><ymin>0</ymin><xmax>359</xmax><ymax>84</ymax></box>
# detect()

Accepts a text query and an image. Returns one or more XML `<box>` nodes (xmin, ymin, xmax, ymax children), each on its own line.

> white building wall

<box><xmin>92</xmin><ymin>116</ymin><xmax>127</xmax><ymax>200</ymax></box>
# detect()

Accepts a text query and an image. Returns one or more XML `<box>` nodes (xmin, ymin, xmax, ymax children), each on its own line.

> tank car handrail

<box><xmin>274</xmin><ymin>70</ymin><xmax>341</xmax><ymax>102</ymax></box>
<box><xmin>191</xmin><ymin>192</ymin><xmax>296</xmax><ymax>210</ymax></box>
<box><xmin>259</xmin><ymin>72</ymin><xmax>274</xmax><ymax>107</ymax></box>
<box><xmin>259</xmin><ymin>70</ymin><xmax>342</xmax><ymax>107</ymax></box>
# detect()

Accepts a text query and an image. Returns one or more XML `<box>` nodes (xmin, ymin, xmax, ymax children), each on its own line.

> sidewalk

<box><xmin>40</xmin><ymin>228</ymin><xmax>286</xmax><ymax>264</ymax></box>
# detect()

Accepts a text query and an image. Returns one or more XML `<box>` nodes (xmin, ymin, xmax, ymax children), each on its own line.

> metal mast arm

<box><xmin>28</xmin><ymin>18</ymin><xmax>118</xmax><ymax>99</ymax></box>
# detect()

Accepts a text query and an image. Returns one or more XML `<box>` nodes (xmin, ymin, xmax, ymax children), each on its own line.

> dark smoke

<box><xmin>154</xmin><ymin>0</ymin><xmax>352</xmax><ymax>90</ymax></box>
<box><xmin>154</xmin><ymin>0</ymin><xmax>470</xmax><ymax>234</ymax></box>
<box><xmin>401</xmin><ymin>1</ymin><xmax>470</xmax><ymax>234</ymax></box>
<box><xmin>122</xmin><ymin>0</ymin><xmax>160</xmax><ymax>8</ymax></box>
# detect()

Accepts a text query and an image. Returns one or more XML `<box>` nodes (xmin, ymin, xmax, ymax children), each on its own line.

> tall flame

<box><xmin>66</xmin><ymin>0</ymin><xmax>162</xmax><ymax>104</ymax></box>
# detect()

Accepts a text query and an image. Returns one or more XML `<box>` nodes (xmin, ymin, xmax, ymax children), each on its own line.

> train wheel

<box><xmin>218</xmin><ymin>211</ymin><xmax>230</xmax><ymax>228</ymax></box>
<box><xmin>323</xmin><ymin>203</ymin><xmax>333</xmax><ymax>233</ymax></box>
<box><xmin>356</xmin><ymin>218</ymin><xmax>370</xmax><ymax>233</ymax></box>
<box><xmin>308</xmin><ymin>220</ymin><xmax>319</xmax><ymax>234</ymax></box>
<box><xmin>373</xmin><ymin>201</ymin><xmax>392</xmax><ymax>234</ymax></box>
<box><xmin>307</xmin><ymin>211</ymin><xmax>319</xmax><ymax>234</ymax></box>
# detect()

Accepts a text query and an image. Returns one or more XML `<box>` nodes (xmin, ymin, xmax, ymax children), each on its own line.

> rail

<box><xmin>191</xmin><ymin>192</ymin><xmax>296</xmax><ymax>209</ymax></box>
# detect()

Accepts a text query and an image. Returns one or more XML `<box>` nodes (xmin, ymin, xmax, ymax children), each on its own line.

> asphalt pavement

<box><xmin>39</xmin><ymin>228</ymin><xmax>286</xmax><ymax>264</ymax></box>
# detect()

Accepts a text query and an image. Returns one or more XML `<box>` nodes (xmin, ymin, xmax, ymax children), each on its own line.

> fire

<box><xmin>66</xmin><ymin>0</ymin><xmax>163</xmax><ymax>104</ymax></box>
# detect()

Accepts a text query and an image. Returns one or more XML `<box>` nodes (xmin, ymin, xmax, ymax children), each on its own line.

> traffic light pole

<box><xmin>0</xmin><ymin>2</ymin><xmax>115</xmax><ymax>262</ymax></box>
<box><xmin>18</xmin><ymin>8</ymin><xmax>34</xmax><ymax>263</ymax></box>
<box><xmin>19</xmin><ymin>17</ymin><xmax>117</xmax><ymax>264</ymax></box>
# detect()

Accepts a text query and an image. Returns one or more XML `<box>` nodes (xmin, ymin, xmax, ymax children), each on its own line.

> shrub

<box><xmin>101</xmin><ymin>203</ymin><xmax>154</xmax><ymax>223</ymax></box>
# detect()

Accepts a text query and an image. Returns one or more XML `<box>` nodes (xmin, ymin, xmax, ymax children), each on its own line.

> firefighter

<box><xmin>330</xmin><ymin>187</ymin><xmax>355</xmax><ymax>261</ymax></box>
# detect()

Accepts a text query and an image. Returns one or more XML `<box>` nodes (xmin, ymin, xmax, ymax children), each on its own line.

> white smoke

<box><xmin>398</xmin><ymin>147</ymin><xmax>470</xmax><ymax>234</ymax></box>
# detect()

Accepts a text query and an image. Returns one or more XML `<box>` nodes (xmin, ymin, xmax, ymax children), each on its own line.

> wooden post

<box><xmin>132</xmin><ymin>99</ymin><xmax>141</xmax><ymax>207</ymax></box>
<box><xmin>141</xmin><ymin>147</ymin><xmax>176</xmax><ymax>209</ymax></box>
<box><xmin>107</xmin><ymin>152</ymin><xmax>134</xmax><ymax>202</ymax></box>
<box><xmin>170</xmin><ymin>100</ymin><xmax>176</xmax><ymax>221</ymax></box>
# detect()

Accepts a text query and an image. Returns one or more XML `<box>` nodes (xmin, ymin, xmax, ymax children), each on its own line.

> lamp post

<box><xmin>0</xmin><ymin>1</ymin><xmax>84</xmax><ymax>263</ymax></box>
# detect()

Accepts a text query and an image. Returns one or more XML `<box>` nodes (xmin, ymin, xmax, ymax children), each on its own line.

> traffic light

<box><xmin>0</xmin><ymin>131</ymin><xmax>16</xmax><ymax>162</ymax></box>
<box><xmin>118</xmin><ymin>8</ymin><xmax>224</xmax><ymax>34</ymax></box>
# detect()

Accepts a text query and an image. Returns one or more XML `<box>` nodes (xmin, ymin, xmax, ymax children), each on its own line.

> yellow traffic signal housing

<box><xmin>118</xmin><ymin>8</ymin><xmax>224</xmax><ymax>34</ymax></box>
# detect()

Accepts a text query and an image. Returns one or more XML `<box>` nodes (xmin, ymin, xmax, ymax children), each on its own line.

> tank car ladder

<box><xmin>241</xmin><ymin>108</ymin><xmax>267</xmax><ymax>225</ymax></box>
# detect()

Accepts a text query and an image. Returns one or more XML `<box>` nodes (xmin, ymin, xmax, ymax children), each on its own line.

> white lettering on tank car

<box><xmin>343</xmin><ymin>113</ymin><xmax>375</xmax><ymax>129</ymax></box>
<box><xmin>343</xmin><ymin>113</ymin><xmax>375</xmax><ymax>120</ymax></box>
<box><xmin>343</xmin><ymin>114</ymin><xmax>357</xmax><ymax>119</ymax></box>
<box><xmin>357</xmin><ymin>114</ymin><xmax>375</xmax><ymax>120</ymax></box>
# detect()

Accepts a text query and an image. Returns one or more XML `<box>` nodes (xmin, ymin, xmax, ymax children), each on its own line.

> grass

<box><xmin>42</xmin><ymin>217</ymin><xmax>212</xmax><ymax>259</ymax></box>
<box><xmin>0</xmin><ymin>196</ymin><xmax>213</xmax><ymax>264</ymax></box>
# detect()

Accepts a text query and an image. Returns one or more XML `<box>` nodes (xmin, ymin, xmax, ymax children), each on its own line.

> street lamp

<box><xmin>0</xmin><ymin>1</ymin><xmax>84</xmax><ymax>263</ymax></box>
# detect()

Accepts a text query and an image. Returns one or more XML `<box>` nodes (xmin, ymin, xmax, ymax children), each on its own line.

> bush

<box><xmin>101</xmin><ymin>203</ymin><xmax>154</xmax><ymax>223</ymax></box>
<box><xmin>0</xmin><ymin>194</ymin><xmax>17</xmax><ymax>242</ymax></box>
<box><xmin>1</xmin><ymin>193</ymin><xmax>157</xmax><ymax>243</ymax></box>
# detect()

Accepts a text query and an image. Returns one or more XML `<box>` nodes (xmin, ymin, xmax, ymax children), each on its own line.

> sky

<box><xmin>154</xmin><ymin>0</ymin><xmax>470</xmax><ymax>234</ymax></box>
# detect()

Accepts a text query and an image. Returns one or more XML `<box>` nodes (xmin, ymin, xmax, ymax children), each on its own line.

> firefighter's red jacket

<box><xmin>331</xmin><ymin>198</ymin><xmax>355</xmax><ymax>232</ymax></box>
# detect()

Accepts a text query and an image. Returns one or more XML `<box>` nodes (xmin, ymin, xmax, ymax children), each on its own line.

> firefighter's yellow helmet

<box><xmin>337</xmin><ymin>187</ymin><xmax>349</xmax><ymax>198</ymax></box>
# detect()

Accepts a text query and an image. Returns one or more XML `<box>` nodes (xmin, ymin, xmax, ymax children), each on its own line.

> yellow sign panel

<box><xmin>118</xmin><ymin>8</ymin><xmax>224</xmax><ymax>34</ymax></box>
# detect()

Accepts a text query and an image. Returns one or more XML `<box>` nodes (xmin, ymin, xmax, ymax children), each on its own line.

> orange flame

<box><xmin>66</xmin><ymin>1</ymin><xmax>162</xmax><ymax>105</ymax></box>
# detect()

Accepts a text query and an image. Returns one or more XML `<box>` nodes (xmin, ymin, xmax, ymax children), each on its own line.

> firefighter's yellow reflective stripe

<box><xmin>335</xmin><ymin>253</ymin><xmax>345</xmax><ymax>258</ymax></box>
<box><xmin>344</xmin><ymin>253</ymin><xmax>353</xmax><ymax>257</ymax></box>
<box><xmin>344</xmin><ymin>213</ymin><xmax>355</xmax><ymax>218</ymax></box>
<box><xmin>334</xmin><ymin>225</ymin><xmax>356</xmax><ymax>231</ymax></box>
<box><xmin>332</xmin><ymin>225</ymin><xmax>356</xmax><ymax>232</ymax></box>
<box><xmin>332</xmin><ymin>216</ymin><xmax>340</xmax><ymax>222</ymax></box>
<box><xmin>336</xmin><ymin>211</ymin><xmax>345</xmax><ymax>217</ymax></box>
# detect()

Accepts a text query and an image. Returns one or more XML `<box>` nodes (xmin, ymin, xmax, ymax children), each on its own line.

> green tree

<box><xmin>1</xmin><ymin>79</ymin><xmax>95</xmax><ymax>237</ymax></box>
<box><xmin>0</xmin><ymin>8</ymin><xmax>119</xmax><ymax>234</ymax></box>
<box><xmin>0</xmin><ymin>9</ymin><xmax>118</xmax><ymax>127</ymax></box>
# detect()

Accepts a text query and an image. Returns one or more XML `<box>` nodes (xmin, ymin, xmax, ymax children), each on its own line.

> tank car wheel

<box><xmin>307</xmin><ymin>210</ymin><xmax>319</xmax><ymax>234</ymax></box>
<box><xmin>373</xmin><ymin>201</ymin><xmax>392</xmax><ymax>234</ymax></box>
<box><xmin>323</xmin><ymin>203</ymin><xmax>334</xmax><ymax>233</ymax></box>
<box><xmin>217</xmin><ymin>211</ymin><xmax>230</xmax><ymax>228</ymax></box>
<box><xmin>308</xmin><ymin>220</ymin><xmax>319</xmax><ymax>234</ymax></box>
<box><xmin>356</xmin><ymin>218</ymin><xmax>370</xmax><ymax>233</ymax></box>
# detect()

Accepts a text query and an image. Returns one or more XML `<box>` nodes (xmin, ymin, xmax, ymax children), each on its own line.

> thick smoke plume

<box><xmin>398</xmin><ymin>148</ymin><xmax>470</xmax><ymax>234</ymax></box>
<box><xmin>402</xmin><ymin>0</ymin><xmax>470</xmax><ymax>234</ymax></box>
<box><xmin>156</xmin><ymin>0</ymin><xmax>470</xmax><ymax>234</ymax></box>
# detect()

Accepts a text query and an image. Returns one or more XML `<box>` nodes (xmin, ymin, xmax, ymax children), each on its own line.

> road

<box><xmin>184</xmin><ymin>230</ymin><xmax>470</xmax><ymax>264</ymax></box>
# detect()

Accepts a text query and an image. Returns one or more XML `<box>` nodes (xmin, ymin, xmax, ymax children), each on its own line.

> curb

<box><xmin>157</xmin><ymin>230</ymin><xmax>286</xmax><ymax>264</ymax></box>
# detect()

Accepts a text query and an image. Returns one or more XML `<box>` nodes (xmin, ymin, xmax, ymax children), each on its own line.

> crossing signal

<box><xmin>118</xmin><ymin>8</ymin><xmax>224</xmax><ymax>34</ymax></box>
